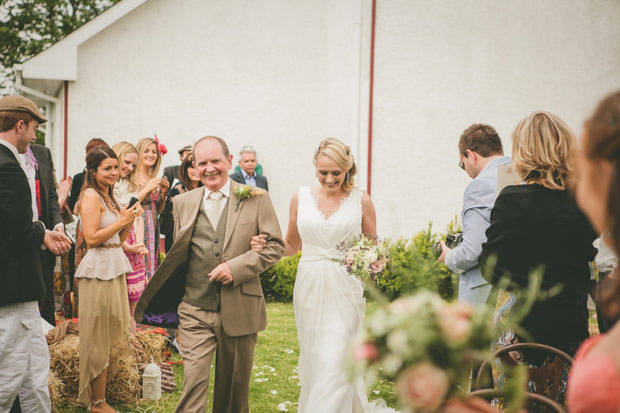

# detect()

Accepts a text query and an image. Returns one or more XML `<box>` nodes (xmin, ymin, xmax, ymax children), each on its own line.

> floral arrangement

<box><xmin>233</xmin><ymin>185</ymin><xmax>263</xmax><ymax>211</ymax></box>
<box><xmin>336</xmin><ymin>234</ymin><xmax>390</xmax><ymax>284</ymax></box>
<box><xmin>351</xmin><ymin>291</ymin><xmax>514</xmax><ymax>412</ymax></box>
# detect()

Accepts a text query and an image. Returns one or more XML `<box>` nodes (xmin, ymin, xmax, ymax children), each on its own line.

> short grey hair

<box><xmin>239</xmin><ymin>145</ymin><xmax>257</xmax><ymax>156</ymax></box>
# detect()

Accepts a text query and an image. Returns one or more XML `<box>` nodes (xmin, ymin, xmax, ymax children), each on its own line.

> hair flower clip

<box><xmin>153</xmin><ymin>132</ymin><xmax>168</xmax><ymax>155</ymax></box>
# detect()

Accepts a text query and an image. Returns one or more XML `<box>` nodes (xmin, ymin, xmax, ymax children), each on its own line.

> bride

<box><xmin>253</xmin><ymin>138</ymin><xmax>393</xmax><ymax>412</ymax></box>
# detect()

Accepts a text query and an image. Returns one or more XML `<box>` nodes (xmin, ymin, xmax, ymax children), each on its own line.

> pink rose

<box><xmin>396</xmin><ymin>363</ymin><xmax>449</xmax><ymax>411</ymax></box>
<box><xmin>345</xmin><ymin>252</ymin><xmax>355</xmax><ymax>266</ymax></box>
<box><xmin>353</xmin><ymin>342</ymin><xmax>380</xmax><ymax>362</ymax></box>
<box><xmin>438</xmin><ymin>302</ymin><xmax>473</xmax><ymax>343</ymax></box>
<box><xmin>370</xmin><ymin>257</ymin><xmax>387</xmax><ymax>273</ymax></box>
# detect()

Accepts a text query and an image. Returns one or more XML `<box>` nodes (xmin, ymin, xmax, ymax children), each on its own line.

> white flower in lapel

<box><xmin>233</xmin><ymin>186</ymin><xmax>263</xmax><ymax>211</ymax></box>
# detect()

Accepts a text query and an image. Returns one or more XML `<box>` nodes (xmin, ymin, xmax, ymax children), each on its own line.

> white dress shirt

<box><xmin>0</xmin><ymin>140</ymin><xmax>38</xmax><ymax>222</ymax></box>
<box><xmin>18</xmin><ymin>153</ymin><xmax>39</xmax><ymax>222</ymax></box>
<box><xmin>202</xmin><ymin>179</ymin><xmax>230</xmax><ymax>228</ymax></box>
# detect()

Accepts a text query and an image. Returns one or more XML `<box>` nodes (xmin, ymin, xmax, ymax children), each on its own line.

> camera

<box><xmin>433</xmin><ymin>232</ymin><xmax>463</xmax><ymax>259</ymax></box>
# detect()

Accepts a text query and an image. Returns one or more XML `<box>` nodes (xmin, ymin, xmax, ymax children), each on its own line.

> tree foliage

<box><xmin>0</xmin><ymin>0</ymin><xmax>121</xmax><ymax>90</ymax></box>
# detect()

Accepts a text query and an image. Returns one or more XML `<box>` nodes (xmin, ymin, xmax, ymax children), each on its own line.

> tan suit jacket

<box><xmin>135</xmin><ymin>180</ymin><xmax>284</xmax><ymax>336</ymax></box>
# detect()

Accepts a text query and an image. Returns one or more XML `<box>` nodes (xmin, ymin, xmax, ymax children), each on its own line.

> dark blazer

<box><xmin>30</xmin><ymin>144</ymin><xmax>62</xmax><ymax>229</ymax></box>
<box><xmin>31</xmin><ymin>144</ymin><xmax>63</xmax><ymax>325</ymax></box>
<box><xmin>67</xmin><ymin>170</ymin><xmax>85</xmax><ymax>213</ymax></box>
<box><xmin>0</xmin><ymin>143</ymin><xmax>46</xmax><ymax>306</ymax></box>
<box><xmin>229</xmin><ymin>171</ymin><xmax>269</xmax><ymax>191</ymax></box>
<box><xmin>480</xmin><ymin>184</ymin><xmax>597</xmax><ymax>352</ymax></box>
<box><xmin>163</xmin><ymin>165</ymin><xmax>180</xmax><ymax>186</ymax></box>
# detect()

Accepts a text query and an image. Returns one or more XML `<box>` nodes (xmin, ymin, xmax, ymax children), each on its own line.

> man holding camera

<box><xmin>438</xmin><ymin>124</ymin><xmax>511</xmax><ymax>305</ymax></box>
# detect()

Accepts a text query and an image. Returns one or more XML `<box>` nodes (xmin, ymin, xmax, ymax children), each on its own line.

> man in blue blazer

<box><xmin>438</xmin><ymin>124</ymin><xmax>511</xmax><ymax>305</ymax></box>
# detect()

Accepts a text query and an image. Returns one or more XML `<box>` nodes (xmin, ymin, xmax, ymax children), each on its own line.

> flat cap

<box><xmin>0</xmin><ymin>95</ymin><xmax>47</xmax><ymax>123</ymax></box>
<box><xmin>178</xmin><ymin>145</ymin><xmax>192</xmax><ymax>155</ymax></box>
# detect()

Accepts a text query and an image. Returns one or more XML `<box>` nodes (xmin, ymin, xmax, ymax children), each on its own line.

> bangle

<box><xmin>121</xmin><ymin>227</ymin><xmax>131</xmax><ymax>234</ymax></box>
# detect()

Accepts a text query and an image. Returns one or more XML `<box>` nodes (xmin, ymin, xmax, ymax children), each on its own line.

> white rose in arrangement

<box><xmin>396</xmin><ymin>363</ymin><xmax>449</xmax><ymax>411</ymax></box>
<box><xmin>382</xmin><ymin>354</ymin><xmax>404</xmax><ymax>377</ymax></box>
<box><xmin>386</xmin><ymin>329</ymin><xmax>409</xmax><ymax>357</ymax></box>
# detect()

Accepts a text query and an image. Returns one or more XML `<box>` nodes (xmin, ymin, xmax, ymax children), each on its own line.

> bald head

<box><xmin>193</xmin><ymin>136</ymin><xmax>229</xmax><ymax>157</ymax></box>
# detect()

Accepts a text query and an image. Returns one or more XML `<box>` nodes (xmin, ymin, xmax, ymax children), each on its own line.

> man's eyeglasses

<box><xmin>458</xmin><ymin>156</ymin><xmax>465</xmax><ymax>170</ymax></box>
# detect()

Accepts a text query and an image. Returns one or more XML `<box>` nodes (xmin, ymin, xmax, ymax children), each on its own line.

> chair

<box><xmin>469</xmin><ymin>389</ymin><xmax>566</xmax><ymax>413</ymax></box>
<box><xmin>473</xmin><ymin>342</ymin><xmax>574</xmax><ymax>408</ymax></box>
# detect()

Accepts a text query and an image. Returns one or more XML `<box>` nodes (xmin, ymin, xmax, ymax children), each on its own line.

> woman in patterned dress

<box><xmin>135</xmin><ymin>137</ymin><xmax>169</xmax><ymax>282</ymax></box>
<box><xmin>113</xmin><ymin>142</ymin><xmax>148</xmax><ymax>334</ymax></box>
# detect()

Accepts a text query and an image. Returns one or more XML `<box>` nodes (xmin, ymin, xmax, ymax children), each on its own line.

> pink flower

<box><xmin>345</xmin><ymin>252</ymin><xmax>355</xmax><ymax>266</ymax></box>
<box><xmin>396</xmin><ymin>363</ymin><xmax>449</xmax><ymax>411</ymax></box>
<box><xmin>438</xmin><ymin>303</ymin><xmax>474</xmax><ymax>343</ymax></box>
<box><xmin>153</xmin><ymin>132</ymin><xmax>168</xmax><ymax>155</ymax></box>
<box><xmin>353</xmin><ymin>342</ymin><xmax>380</xmax><ymax>362</ymax></box>
<box><xmin>370</xmin><ymin>257</ymin><xmax>387</xmax><ymax>273</ymax></box>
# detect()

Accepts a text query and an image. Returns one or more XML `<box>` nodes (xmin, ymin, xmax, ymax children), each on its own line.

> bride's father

<box><xmin>135</xmin><ymin>136</ymin><xmax>284</xmax><ymax>413</ymax></box>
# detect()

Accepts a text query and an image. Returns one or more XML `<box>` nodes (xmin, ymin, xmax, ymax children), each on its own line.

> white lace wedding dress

<box><xmin>294</xmin><ymin>186</ymin><xmax>395</xmax><ymax>413</ymax></box>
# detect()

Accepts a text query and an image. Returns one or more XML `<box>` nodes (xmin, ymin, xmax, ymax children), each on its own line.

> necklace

<box><xmin>103</xmin><ymin>193</ymin><xmax>120</xmax><ymax>214</ymax></box>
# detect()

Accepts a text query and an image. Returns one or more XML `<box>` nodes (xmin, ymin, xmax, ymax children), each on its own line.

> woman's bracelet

<box><xmin>120</xmin><ymin>226</ymin><xmax>131</xmax><ymax>234</ymax></box>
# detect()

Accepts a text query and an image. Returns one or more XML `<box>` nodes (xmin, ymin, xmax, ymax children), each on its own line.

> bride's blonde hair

<box><xmin>313</xmin><ymin>138</ymin><xmax>357</xmax><ymax>192</ymax></box>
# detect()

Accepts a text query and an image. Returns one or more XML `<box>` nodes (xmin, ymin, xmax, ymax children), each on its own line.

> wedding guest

<box><xmin>70</xmin><ymin>139</ymin><xmax>109</xmax><ymax>317</ymax></box>
<box><xmin>0</xmin><ymin>95</ymin><xmax>71</xmax><ymax>412</ymax></box>
<box><xmin>438</xmin><ymin>124</ymin><xmax>510</xmax><ymax>306</ymax></box>
<box><xmin>75</xmin><ymin>146</ymin><xmax>141</xmax><ymax>412</ymax></box>
<box><xmin>26</xmin><ymin>143</ymin><xmax>65</xmax><ymax>326</ymax></box>
<box><xmin>136</xmin><ymin>137</ymin><xmax>169</xmax><ymax>281</ymax></box>
<box><xmin>162</xmin><ymin>144</ymin><xmax>191</xmax><ymax>185</ymax></box>
<box><xmin>112</xmin><ymin>142</ymin><xmax>148</xmax><ymax>334</ymax></box>
<box><xmin>229</xmin><ymin>145</ymin><xmax>269</xmax><ymax>191</ymax></box>
<box><xmin>160</xmin><ymin>154</ymin><xmax>202</xmax><ymax>252</ymax></box>
<box><xmin>67</xmin><ymin>138</ymin><xmax>109</xmax><ymax>213</ymax></box>
<box><xmin>567</xmin><ymin>90</ymin><xmax>620</xmax><ymax>413</ymax></box>
<box><xmin>480</xmin><ymin>111</ymin><xmax>597</xmax><ymax>402</ymax></box>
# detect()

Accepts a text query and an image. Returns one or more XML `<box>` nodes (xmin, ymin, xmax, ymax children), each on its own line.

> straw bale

<box><xmin>136</xmin><ymin>331</ymin><xmax>168</xmax><ymax>364</ymax></box>
<box><xmin>48</xmin><ymin>334</ymin><xmax>80</xmax><ymax>403</ymax></box>
<box><xmin>48</xmin><ymin>370</ymin><xmax>65</xmax><ymax>411</ymax></box>
<box><xmin>106</xmin><ymin>354</ymin><xmax>142</xmax><ymax>405</ymax></box>
<box><xmin>47</xmin><ymin>331</ymin><xmax>169</xmax><ymax>407</ymax></box>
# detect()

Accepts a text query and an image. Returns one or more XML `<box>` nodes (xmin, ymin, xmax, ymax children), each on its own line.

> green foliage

<box><xmin>260</xmin><ymin>222</ymin><xmax>460</xmax><ymax>303</ymax></box>
<box><xmin>260</xmin><ymin>253</ymin><xmax>300</xmax><ymax>302</ymax></box>
<box><xmin>376</xmin><ymin>223</ymin><xmax>457</xmax><ymax>301</ymax></box>
<box><xmin>0</xmin><ymin>0</ymin><xmax>121</xmax><ymax>90</ymax></box>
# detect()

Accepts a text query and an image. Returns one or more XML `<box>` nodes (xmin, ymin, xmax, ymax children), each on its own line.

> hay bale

<box><xmin>136</xmin><ymin>331</ymin><xmax>168</xmax><ymax>364</ymax></box>
<box><xmin>48</xmin><ymin>334</ymin><xmax>80</xmax><ymax>404</ymax></box>
<box><xmin>48</xmin><ymin>333</ymin><xmax>149</xmax><ymax>407</ymax></box>
<box><xmin>106</xmin><ymin>354</ymin><xmax>142</xmax><ymax>405</ymax></box>
<box><xmin>48</xmin><ymin>370</ymin><xmax>65</xmax><ymax>411</ymax></box>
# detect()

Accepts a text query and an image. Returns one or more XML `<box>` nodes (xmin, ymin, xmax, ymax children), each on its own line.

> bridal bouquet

<box><xmin>336</xmin><ymin>234</ymin><xmax>390</xmax><ymax>284</ymax></box>
<box><xmin>351</xmin><ymin>291</ymin><xmax>512</xmax><ymax>412</ymax></box>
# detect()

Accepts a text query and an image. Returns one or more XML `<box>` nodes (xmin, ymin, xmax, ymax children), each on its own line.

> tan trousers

<box><xmin>175</xmin><ymin>301</ymin><xmax>257</xmax><ymax>413</ymax></box>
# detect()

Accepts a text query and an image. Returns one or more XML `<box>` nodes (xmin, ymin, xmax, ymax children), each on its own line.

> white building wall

<box><xmin>64</xmin><ymin>0</ymin><xmax>620</xmax><ymax>238</ymax></box>
<box><xmin>371</xmin><ymin>0</ymin><xmax>620</xmax><ymax>238</ymax></box>
<box><xmin>68</xmin><ymin>0</ymin><xmax>366</xmax><ymax>232</ymax></box>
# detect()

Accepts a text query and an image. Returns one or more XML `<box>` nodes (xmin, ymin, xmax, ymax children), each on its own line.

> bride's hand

<box><xmin>250</xmin><ymin>235</ymin><xmax>266</xmax><ymax>252</ymax></box>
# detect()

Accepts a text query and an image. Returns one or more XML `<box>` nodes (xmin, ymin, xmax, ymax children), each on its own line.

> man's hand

<box><xmin>44</xmin><ymin>231</ymin><xmax>72</xmax><ymax>255</ymax></box>
<box><xmin>54</xmin><ymin>224</ymin><xmax>65</xmax><ymax>235</ymax></box>
<box><xmin>208</xmin><ymin>262</ymin><xmax>233</xmax><ymax>285</ymax></box>
<box><xmin>437</xmin><ymin>240</ymin><xmax>451</xmax><ymax>263</ymax></box>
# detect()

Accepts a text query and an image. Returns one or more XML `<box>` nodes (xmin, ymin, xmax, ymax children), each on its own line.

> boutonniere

<box><xmin>233</xmin><ymin>186</ymin><xmax>262</xmax><ymax>211</ymax></box>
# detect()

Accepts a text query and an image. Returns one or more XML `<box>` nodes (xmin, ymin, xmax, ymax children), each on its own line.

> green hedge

<box><xmin>260</xmin><ymin>222</ymin><xmax>459</xmax><ymax>302</ymax></box>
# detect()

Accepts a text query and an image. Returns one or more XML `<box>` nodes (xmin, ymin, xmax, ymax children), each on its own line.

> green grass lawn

<box><xmin>59</xmin><ymin>302</ymin><xmax>398</xmax><ymax>412</ymax></box>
